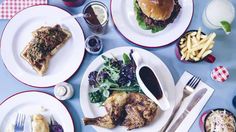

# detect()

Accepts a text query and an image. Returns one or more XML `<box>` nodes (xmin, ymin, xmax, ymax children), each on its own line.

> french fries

<box><xmin>179</xmin><ymin>28</ymin><xmax>216</xmax><ymax>61</ymax></box>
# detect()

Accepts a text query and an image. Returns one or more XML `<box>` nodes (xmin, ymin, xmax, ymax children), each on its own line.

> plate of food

<box><xmin>0</xmin><ymin>91</ymin><xmax>74</xmax><ymax>131</ymax></box>
<box><xmin>200</xmin><ymin>108</ymin><xmax>236</xmax><ymax>132</ymax></box>
<box><xmin>0</xmin><ymin>5</ymin><xmax>85</xmax><ymax>87</ymax></box>
<box><xmin>80</xmin><ymin>47</ymin><xmax>176</xmax><ymax>131</ymax></box>
<box><xmin>110</xmin><ymin>0</ymin><xmax>193</xmax><ymax>48</ymax></box>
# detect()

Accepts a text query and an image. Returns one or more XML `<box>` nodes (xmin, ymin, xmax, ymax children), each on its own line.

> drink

<box><xmin>62</xmin><ymin>0</ymin><xmax>86</xmax><ymax>7</ymax></box>
<box><xmin>83</xmin><ymin>1</ymin><xmax>109</xmax><ymax>34</ymax></box>
<box><xmin>202</xmin><ymin>0</ymin><xmax>235</xmax><ymax>33</ymax></box>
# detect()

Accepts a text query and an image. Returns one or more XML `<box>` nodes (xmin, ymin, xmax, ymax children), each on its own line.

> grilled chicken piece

<box><xmin>83</xmin><ymin>115</ymin><xmax>116</xmax><ymax>129</ymax></box>
<box><xmin>104</xmin><ymin>92</ymin><xmax>128</xmax><ymax>122</ymax></box>
<box><xmin>83</xmin><ymin>92</ymin><xmax>128</xmax><ymax>128</ymax></box>
<box><xmin>122</xmin><ymin>93</ymin><xmax>158</xmax><ymax>130</ymax></box>
<box><xmin>127</xmin><ymin>93</ymin><xmax>158</xmax><ymax>123</ymax></box>
<box><xmin>83</xmin><ymin>92</ymin><xmax>158</xmax><ymax>130</ymax></box>
<box><xmin>122</xmin><ymin>104</ymin><xmax>146</xmax><ymax>130</ymax></box>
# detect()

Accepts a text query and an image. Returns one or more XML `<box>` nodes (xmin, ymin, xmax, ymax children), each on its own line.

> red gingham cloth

<box><xmin>0</xmin><ymin>0</ymin><xmax>48</xmax><ymax>19</ymax></box>
<box><xmin>211</xmin><ymin>66</ymin><xmax>229</xmax><ymax>82</ymax></box>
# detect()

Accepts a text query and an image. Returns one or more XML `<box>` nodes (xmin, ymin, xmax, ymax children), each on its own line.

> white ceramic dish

<box><xmin>110</xmin><ymin>0</ymin><xmax>193</xmax><ymax>48</ymax></box>
<box><xmin>1</xmin><ymin>5</ymin><xmax>85</xmax><ymax>87</ymax></box>
<box><xmin>80</xmin><ymin>46</ymin><xmax>176</xmax><ymax>132</ymax></box>
<box><xmin>0</xmin><ymin>91</ymin><xmax>74</xmax><ymax>131</ymax></box>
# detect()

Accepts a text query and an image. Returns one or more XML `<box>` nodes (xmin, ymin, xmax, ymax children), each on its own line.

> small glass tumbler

<box><xmin>83</xmin><ymin>1</ymin><xmax>109</xmax><ymax>34</ymax></box>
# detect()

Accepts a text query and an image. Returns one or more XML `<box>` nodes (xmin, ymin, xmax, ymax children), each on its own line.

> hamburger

<box><xmin>134</xmin><ymin>0</ymin><xmax>181</xmax><ymax>33</ymax></box>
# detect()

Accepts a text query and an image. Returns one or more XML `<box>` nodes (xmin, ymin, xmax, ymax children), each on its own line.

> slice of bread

<box><xmin>21</xmin><ymin>25</ymin><xmax>71</xmax><ymax>76</ymax></box>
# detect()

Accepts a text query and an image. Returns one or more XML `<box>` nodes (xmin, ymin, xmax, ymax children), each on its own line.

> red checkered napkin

<box><xmin>0</xmin><ymin>0</ymin><xmax>48</xmax><ymax>19</ymax></box>
<box><xmin>211</xmin><ymin>66</ymin><xmax>229</xmax><ymax>82</ymax></box>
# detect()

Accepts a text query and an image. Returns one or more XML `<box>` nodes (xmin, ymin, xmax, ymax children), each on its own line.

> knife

<box><xmin>167</xmin><ymin>88</ymin><xmax>207</xmax><ymax>132</ymax></box>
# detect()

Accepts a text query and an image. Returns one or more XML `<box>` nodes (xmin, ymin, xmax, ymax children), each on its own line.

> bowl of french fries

<box><xmin>176</xmin><ymin>28</ymin><xmax>216</xmax><ymax>63</ymax></box>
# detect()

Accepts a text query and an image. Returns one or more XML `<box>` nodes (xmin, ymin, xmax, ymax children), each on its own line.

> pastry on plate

<box><xmin>32</xmin><ymin>114</ymin><xmax>49</xmax><ymax>132</ymax></box>
<box><xmin>21</xmin><ymin>24</ymin><xmax>71</xmax><ymax>76</ymax></box>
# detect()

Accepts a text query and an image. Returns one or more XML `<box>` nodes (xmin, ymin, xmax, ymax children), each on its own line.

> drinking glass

<box><xmin>83</xmin><ymin>1</ymin><xmax>109</xmax><ymax>34</ymax></box>
<box><xmin>202</xmin><ymin>0</ymin><xmax>235</xmax><ymax>30</ymax></box>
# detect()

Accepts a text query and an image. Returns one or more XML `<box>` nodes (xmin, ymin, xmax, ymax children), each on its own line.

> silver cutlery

<box><xmin>14</xmin><ymin>113</ymin><xmax>26</xmax><ymax>132</ymax></box>
<box><xmin>162</xmin><ymin>76</ymin><xmax>201</xmax><ymax>131</ymax></box>
<box><xmin>168</xmin><ymin>88</ymin><xmax>207</xmax><ymax>132</ymax></box>
<box><xmin>24</xmin><ymin>115</ymin><xmax>32</xmax><ymax>132</ymax></box>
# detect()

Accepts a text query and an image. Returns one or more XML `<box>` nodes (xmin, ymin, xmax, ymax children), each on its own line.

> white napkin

<box><xmin>166</xmin><ymin>71</ymin><xmax>214</xmax><ymax>132</ymax></box>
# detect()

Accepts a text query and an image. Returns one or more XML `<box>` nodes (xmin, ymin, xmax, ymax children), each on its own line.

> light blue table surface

<box><xmin>0</xmin><ymin>0</ymin><xmax>236</xmax><ymax>132</ymax></box>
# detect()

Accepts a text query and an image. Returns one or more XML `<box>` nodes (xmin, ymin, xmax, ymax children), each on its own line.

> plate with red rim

<box><xmin>0</xmin><ymin>5</ymin><xmax>85</xmax><ymax>87</ymax></box>
<box><xmin>110</xmin><ymin>0</ymin><xmax>194</xmax><ymax>48</ymax></box>
<box><xmin>0</xmin><ymin>91</ymin><xmax>74</xmax><ymax>131</ymax></box>
<box><xmin>80</xmin><ymin>46</ymin><xmax>177</xmax><ymax>132</ymax></box>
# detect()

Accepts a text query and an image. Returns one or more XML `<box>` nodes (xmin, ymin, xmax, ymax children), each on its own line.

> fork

<box><xmin>183</xmin><ymin>76</ymin><xmax>201</xmax><ymax>97</ymax></box>
<box><xmin>162</xmin><ymin>76</ymin><xmax>201</xmax><ymax>132</ymax></box>
<box><xmin>14</xmin><ymin>113</ymin><xmax>26</xmax><ymax>132</ymax></box>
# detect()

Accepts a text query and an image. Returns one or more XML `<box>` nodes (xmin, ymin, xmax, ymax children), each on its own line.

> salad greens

<box><xmin>88</xmin><ymin>51</ymin><xmax>142</xmax><ymax>104</ymax></box>
<box><xmin>134</xmin><ymin>0</ymin><xmax>165</xmax><ymax>33</ymax></box>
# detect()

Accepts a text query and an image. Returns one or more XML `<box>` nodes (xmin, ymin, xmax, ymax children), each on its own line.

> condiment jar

<box><xmin>85</xmin><ymin>35</ymin><xmax>103</xmax><ymax>55</ymax></box>
<box><xmin>54</xmin><ymin>82</ymin><xmax>74</xmax><ymax>100</ymax></box>
<box><xmin>62</xmin><ymin>0</ymin><xmax>86</xmax><ymax>7</ymax></box>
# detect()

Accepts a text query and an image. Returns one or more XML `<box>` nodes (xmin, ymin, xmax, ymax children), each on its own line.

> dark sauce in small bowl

<box><xmin>139</xmin><ymin>66</ymin><xmax>163</xmax><ymax>100</ymax></box>
<box><xmin>85</xmin><ymin>35</ymin><xmax>103</xmax><ymax>54</ymax></box>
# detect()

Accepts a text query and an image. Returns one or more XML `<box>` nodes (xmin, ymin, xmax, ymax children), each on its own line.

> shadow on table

<box><xmin>70</xmin><ymin>82</ymin><xmax>80</xmax><ymax>99</ymax></box>
<box><xmin>63</xmin><ymin>101</ymin><xmax>82</xmax><ymax>132</ymax></box>
<box><xmin>60</xmin><ymin>81</ymin><xmax>83</xmax><ymax>132</ymax></box>
<box><xmin>229</xmin><ymin>67</ymin><xmax>236</xmax><ymax>82</ymax></box>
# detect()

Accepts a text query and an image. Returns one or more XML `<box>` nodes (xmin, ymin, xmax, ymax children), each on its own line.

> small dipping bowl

<box><xmin>176</xmin><ymin>30</ymin><xmax>216</xmax><ymax>63</ymax></box>
<box><xmin>85</xmin><ymin>35</ymin><xmax>103</xmax><ymax>55</ymax></box>
<box><xmin>203</xmin><ymin>108</ymin><xmax>236</xmax><ymax>132</ymax></box>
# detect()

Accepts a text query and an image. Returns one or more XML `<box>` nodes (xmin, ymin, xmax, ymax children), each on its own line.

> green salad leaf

<box><xmin>123</xmin><ymin>53</ymin><xmax>131</xmax><ymax>65</ymax></box>
<box><xmin>88</xmin><ymin>51</ymin><xmax>142</xmax><ymax>104</ymax></box>
<box><xmin>89</xmin><ymin>90</ymin><xmax>107</xmax><ymax>103</ymax></box>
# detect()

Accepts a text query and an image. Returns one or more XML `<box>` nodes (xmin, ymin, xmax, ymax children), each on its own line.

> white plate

<box><xmin>111</xmin><ymin>0</ymin><xmax>193</xmax><ymax>48</ymax></box>
<box><xmin>80</xmin><ymin>46</ymin><xmax>176</xmax><ymax>132</ymax></box>
<box><xmin>0</xmin><ymin>91</ymin><xmax>74</xmax><ymax>131</ymax></box>
<box><xmin>0</xmin><ymin>5</ymin><xmax>85</xmax><ymax>87</ymax></box>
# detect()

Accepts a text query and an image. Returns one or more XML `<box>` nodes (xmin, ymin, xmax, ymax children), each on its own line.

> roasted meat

<box><xmin>122</xmin><ymin>93</ymin><xmax>158</xmax><ymax>130</ymax></box>
<box><xmin>84</xmin><ymin>92</ymin><xmax>128</xmax><ymax>128</ymax></box>
<box><xmin>103</xmin><ymin>92</ymin><xmax>129</xmax><ymax>122</ymax></box>
<box><xmin>83</xmin><ymin>92</ymin><xmax>158</xmax><ymax>130</ymax></box>
<box><xmin>83</xmin><ymin>115</ymin><xmax>116</xmax><ymax>129</ymax></box>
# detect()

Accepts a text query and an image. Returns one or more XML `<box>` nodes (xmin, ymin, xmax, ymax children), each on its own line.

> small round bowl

<box><xmin>176</xmin><ymin>30</ymin><xmax>215</xmax><ymax>63</ymax></box>
<box><xmin>203</xmin><ymin>108</ymin><xmax>236</xmax><ymax>132</ymax></box>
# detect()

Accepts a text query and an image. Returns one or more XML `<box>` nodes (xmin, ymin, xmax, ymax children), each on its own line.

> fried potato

<box><xmin>179</xmin><ymin>28</ymin><xmax>216</xmax><ymax>61</ymax></box>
